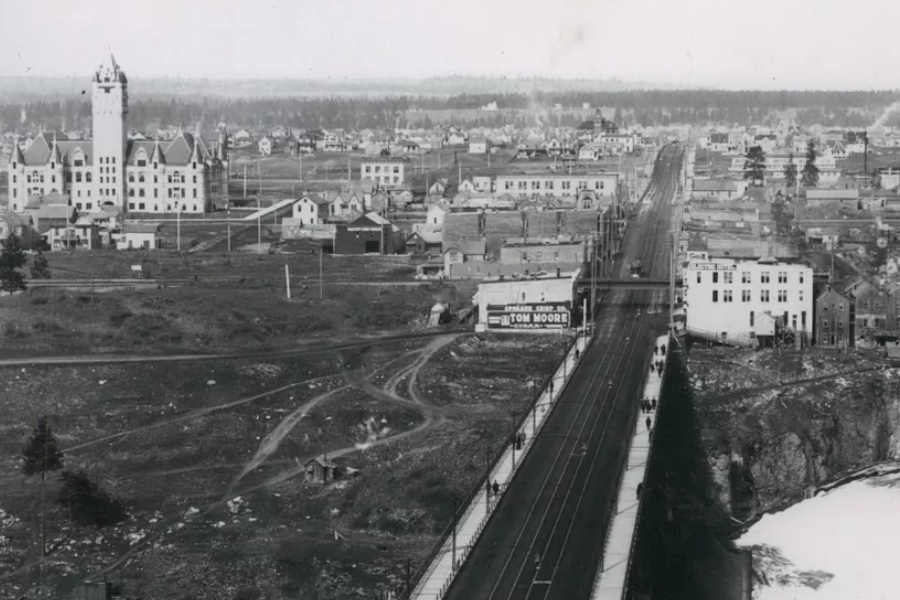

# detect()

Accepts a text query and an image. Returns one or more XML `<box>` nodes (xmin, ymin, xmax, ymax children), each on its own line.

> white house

<box><xmin>494</xmin><ymin>173</ymin><xmax>618</xmax><ymax>198</ymax></box>
<box><xmin>426</xmin><ymin>204</ymin><xmax>446</xmax><ymax>227</ymax></box>
<box><xmin>683</xmin><ymin>253</ymin><xmax>813</xmax><ymax>342</ymax></box>
<box><xmin>116</xmin><ymin>223</ymin><xmax>160</xmax><ymax>250</ymax></box>
<box><xmin>692</xmin><ymin>179</ymin><xmax>750</xmax><ymax>201</ymax></box>
<box><xmin>292</xmin><ymin>195</ymin><xmax>328</xmax><ymax>226</ymax></box>
<box><xmin>360</xmin><ymin>157</ymin><xmax>407</xmax><ymax>188</ymax></box>
<box><xmin>473</xmin><ymin>176</ymin><xmax>492</xmax><ymax>193</ymax></box>
<box><xmin>468</xmin><ymin>137</ymin><xmax>488</xmax><ymax>154</ymax></box>
<box><xmin>258</xmin><ymin>136</ymin><xmax>273</xmax><ymax>157</ymax></box>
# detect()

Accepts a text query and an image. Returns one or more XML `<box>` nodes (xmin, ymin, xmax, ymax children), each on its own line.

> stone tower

<box><xmin>91</xmin><ymin>54</ymin><xmax>128</xmax><ymax>208</ymax></box>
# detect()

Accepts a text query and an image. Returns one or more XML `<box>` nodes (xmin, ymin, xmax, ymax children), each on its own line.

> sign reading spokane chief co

<box><xmin>486</xmin><ymin>302</ymin><xmax>571</xmax><ymax>330</ymax></box>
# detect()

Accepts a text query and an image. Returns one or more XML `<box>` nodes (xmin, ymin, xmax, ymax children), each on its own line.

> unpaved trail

<box><xmin>226</xmin><ymin>384</ymin><xmax>349</xmax><ymax>494</ymax></box>
<box><xmin>84</xmin><ymin>337</ymin><xmax>457</xmax><ymax>582</ymax></box>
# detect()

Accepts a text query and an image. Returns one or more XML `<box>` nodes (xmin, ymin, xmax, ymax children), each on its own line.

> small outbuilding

<box><xmin>304</xmin><ymin>456</ymin><xmax>336</xmax><ymax>484</ymax></box>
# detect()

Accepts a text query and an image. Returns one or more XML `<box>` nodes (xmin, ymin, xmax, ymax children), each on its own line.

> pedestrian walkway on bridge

<box><xmin>591</xmin><ymin>334</ymin><xmax>669</xmax><ymax>600</ymax></box>
<box><xmin>411</xmin><ymin>333</ymin><xmax>592</xmax><ymax>600</ymax></box>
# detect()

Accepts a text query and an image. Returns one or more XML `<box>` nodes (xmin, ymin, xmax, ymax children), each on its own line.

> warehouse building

<box><xmin>474</xmin><ymin>269</ymin><xmax>581</xmax><ymax>333</ymax></box>
<box><xmin>334</xmin><ymin>212</ymin><xmax>403</xmax><ymax>254</ymax></box>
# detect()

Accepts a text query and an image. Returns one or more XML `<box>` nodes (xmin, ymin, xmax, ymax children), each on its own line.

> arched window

<box><xmin>86</xmin><ymin>172</ymin><xmax>93</xmax><ymax>182</ymax></box>
<box><xmin>129</xmin><ymin>189</ymin><xmax>135</xmax><ymax>197</ymax></box>
<box><xmin>129</xmin><ymin>175</ymin><xmax>134</xmax><ymax>183</ymax></box>
<box><xmin>139</xmin><ymin>175</ymin><xmax>145</xmax><ymax>183</ymax></box>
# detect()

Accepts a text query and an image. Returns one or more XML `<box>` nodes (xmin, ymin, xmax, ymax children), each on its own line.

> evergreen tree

<box><xmin>0</xmin><ymin>233</ymin><xmax>27</xmax><ymax>293</ymax></box>
<box><xmin>784</xmin><ymin>152</ymin><xmax>798</xmax><ymax>191</ymax></box>
<box><xmin>58</xmin><ymin>470</ymin><xmax>126</xmax><ymax>527</ymax></box>
<box><xmin>801</xmin><ymin>139</ymin><xmax>820</xmax><ymax>188</ymax></box>
<box><xmin>743</xmin><ymin>145</ymin><xmax>766</xmax><ymax>186</ymax></box>
<box><xmin>29</xmin><ymin>248</ymin><xmax>51</xmax><ymax>279</ymax></box>
<box><xmin>22</xmin><ymin>416</ymin><xmax>64</xmax><ymax>479</ymax></box>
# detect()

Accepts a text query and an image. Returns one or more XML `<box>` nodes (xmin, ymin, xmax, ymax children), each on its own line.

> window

<box><xmin>799</xmin><ymin>290</ymin><xmax>803</xmax><ymax>302</ymax></box>
<box><xmin>65</xmin><ymin>173</ymin><xmax>71</xmax><ymax>183</ymax></box>
<box><xmin>393</xmin><ymin>167</ymin><xmax>399</xmax><ymax>174</ymax></box>
<box><xmin>778</xmin><ymin>290</ymin><xmax>787</xmax><ymax>302</ymax></box>
<box><xmin>154</xmin><ymin>162</ymin><xmax>158</xmax><ymax>169</ymax></box>
<box><xmin>181</xmin><ymin>176</ymin><xmax>185</xmax><ymax>184</ymax></box>
<box><xmin>724</xmin><ymin>290</ymin><xmax>733</xmax><ymax>302</ymax></box>
<box><xmin>365</xmin><ymin>166</ymin><xmax>371</xmax><ymax>174</ymax></box>
<box><xmin>761</xmin><ymin>271</ymin><xmax>770</xmax><ymax>284</ymax></box>
<box><xmin>712</xmin><ymin>272</ymin><xmax>719</xmax><ymax>283</ymax></box>
<box><xmin>778</xmin><ymin>271</ymin><xmax>787</xmax><ymax>283</ymax></box>
<box><xmin>193</xmin><ymin>175</ymin><xmax>197</xmax><ymax>183</ymax></box>
<box><xmin>129</xmin><ymin>189</ymin><xmax>135</xmax><ymax>197</ymax></box>
<box><xmin>696</xmin><ymin>272</ymin><xmax>702</xmax><ymax>284</ymax></box>
<box><xmin>137</xmin><ymin>159</ymin><xmax>147</xmax><ymax>167</ymax></box>
<box><xmin>724</xmin><ymin>272</ymin><xmax>733</xmax><ymax>284</ymax></box>
<box><xmin>112</xmin><ymin>157</ymin><xmax>116</xmax><ymax>164</ymax></box>
<box><xmin>139</xmin><ymin>203</ymin><xmax>145</xmax><ymax>210</ymax></box>
<box><xmin>139</xmin><ymin>175</ymin><xmax>145</xmax><ymax>183</ymax></box>
<box><xmin>167</xmin><ymin>189</ymin><xmax>172</xmax><ymax>198</ymax></box>
<box><xmin>742</xmin><ymin>290</ymin><xmax>751</xmax><ymax>302</ymax></box>
<box><xmin>546</xmin><ymin>180</ymin><xmax>554</xmax><ymax>189</ymax></box>
<box><xmin>799</xmin><ymin>272</ymin><xmax>805</xmax><ymax>284</ymax></box>
<box><xmin>518</xmin><ymin>181</ymin><xmax>527</xmax><ymax>190</ymax></box>
<box><xmin>154</xmin><ymin>175</ymin><xmax>158</xmax><ymax>183</ymax></box>
<box><xmin>712</xmin><ymin>290</ymin><xmax>719</xmax><ymax>302</ymax></box>
<box><xmin>750</xmin><ymin>311</ymin><xmax>755</xmax><ymax>327</ymax></box>
<box><xmin>154</xmin><ymin>189</ymin><xmax>158</xmax><ymax>198</ymax></box>
<box><xmin>129</xmin><ymin>175</ymin><xmax>134</xmax><ymax>183</ymax></box>
<box><xmin>129</xmin><ymin>203</ymin><xmax>135</xmax><ymax>210</ymax></box>
<box><xmin>192</xmin><ymin>162</ymin><xmax>197</xmax><ymax>169</ymax></box>
<box><xmin>76</xmin><ymin>172</ymin><xmax>82</xmax><ymax>183</ymax></box>
<box><xmin>761</xmin><ymin>290</ymin><xmax>770</xmax><ymax>302</ymax></box>
<box><xmin>12</xmin><ymin>175</ymin><xmax>15</xmax><ymax>184</ymax></box>
<box><xmin>139</xmin><ymin>189</ymin><xmax>145</xmax><ymax>197</ymax></box>
<box><xmin>12</xmin><ymin>189</ymin><xmax>16</xmax><ymax>198</ymax></box>
<box><xmin>168</xmin><ymin>175</ymin><xmax>172</xmax><ymax>183</ymax></box>
<box><xmin>450</xmin><ymin>252</ymin><xmax>459</xmax><ymax>262</ymax></box>
<box><xmin>193</xmin><ymin>189</ymin><xmax>197</xmax><ymax>198</ymax></box>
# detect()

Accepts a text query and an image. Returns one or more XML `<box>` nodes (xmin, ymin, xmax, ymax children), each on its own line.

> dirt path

<box><xmin>82</xmin><ymin>336</ymin><xmax>458</xmax><ymax>583</ymax></box>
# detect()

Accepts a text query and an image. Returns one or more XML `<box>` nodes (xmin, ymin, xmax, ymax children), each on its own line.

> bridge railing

<box><xmin>405</xmin><ymin>331</ymin><xmax>588</xmax><ymax>600</ymax></box>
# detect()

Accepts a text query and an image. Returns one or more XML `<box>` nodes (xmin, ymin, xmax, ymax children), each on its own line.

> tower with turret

<box><xmin>91</xmin><ymin>54</ymin><xmax>128</xmax><ymax>208</ymax></box>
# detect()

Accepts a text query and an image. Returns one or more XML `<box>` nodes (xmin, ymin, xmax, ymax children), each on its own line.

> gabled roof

<box><xmin>362</xmin><ymin>212</ymin><xmax>390</xmax><ymax>226</ymax></box>
<box><xmin>306</xmin><ymin>456</ymin><xmax>336</xmax><ymax>468</ymax></box>
<box><xmin>299</xmin><ymin>194</ymin><xmax>327</xmax><ymax>205</ymax></box>
<box><xmin>162</xmin><ymin>131</ymin><xmax>195</xmax><ymax>165</ymax></box>
<box><xmin>408</xmin><ymin>230</ymin><xmax>442</xmax><ymax>244</ymax></box>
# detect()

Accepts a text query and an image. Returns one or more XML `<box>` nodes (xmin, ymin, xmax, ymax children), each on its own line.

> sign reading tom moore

<box><xmin>486</xmin><ymin>302</ymin><xmax>571</xmax><ymax>330</ymax></box>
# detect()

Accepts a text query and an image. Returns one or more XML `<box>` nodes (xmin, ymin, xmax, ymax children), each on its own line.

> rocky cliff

<box><xmin>689</xmin><ymin>347</ymin><xmax>900</xmax><ymax>521</ymax></box>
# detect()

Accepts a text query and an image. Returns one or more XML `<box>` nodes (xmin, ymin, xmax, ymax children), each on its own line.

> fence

<box><xmin>406</xmin><ymin>330</ymin><xmax>591</xmax><ymax>600</ymax></box>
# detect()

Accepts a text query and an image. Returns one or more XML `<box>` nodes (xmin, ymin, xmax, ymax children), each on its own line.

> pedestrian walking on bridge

<box><xmin>661</xmin><ymin>344</ymin><xmax>666</xmax><ymax>355</ymax></box>
<box><xmin>651</xmin><ymin>399</ymin><xmax>657</xmax><ymax>411</ymax></box>
<box><xmin>646</xmin><ymin>416</ymin><xmax>652</xmax><ymax>431</ymax></box>
<box><xmin>636</xmin><ymin>482</ymin><xmax>643</xmax><ymax>499</ymax></box>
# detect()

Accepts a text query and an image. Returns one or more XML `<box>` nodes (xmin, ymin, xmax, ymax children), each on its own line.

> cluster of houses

<box><xmin>0</xmin><ymin>193</ymin><xmax>160</xmax><ymax>251</ymax></box>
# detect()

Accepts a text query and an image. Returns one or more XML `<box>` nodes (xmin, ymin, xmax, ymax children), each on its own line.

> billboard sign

<box><xmin>486</xmin><ymin>302</ymin><xmax>571</xmax><ymax>330</ymax></box>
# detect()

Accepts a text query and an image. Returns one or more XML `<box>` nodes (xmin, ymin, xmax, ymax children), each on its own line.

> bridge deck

<box><xmin>590</xmin><ymin>334</ymin><xmax>667</xmax><ymax>599</ymax></box>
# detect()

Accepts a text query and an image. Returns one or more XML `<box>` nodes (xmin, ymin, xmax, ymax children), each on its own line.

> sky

<box><xmin>1</xmin><ymin>0</ymin><xmax>898</xmax><ymax>90</ymax></box>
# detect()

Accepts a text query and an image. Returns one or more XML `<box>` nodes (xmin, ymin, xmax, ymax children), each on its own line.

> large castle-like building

<box><xmin>7</xmin><ymin>55</ymin><xmax>229</xmax><ymax>215</ymax></box>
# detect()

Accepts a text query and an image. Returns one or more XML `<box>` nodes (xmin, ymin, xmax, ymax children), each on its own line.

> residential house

<box><xmin>578</xmin><ymin>144</ymin><xmax>603</xmax><ymax>161</ymax></box>
<box><xmin>708</xmin><ymin>133</ymin><xmax>731</xmax><ymax>152</ymax></box>
<box><xmin>426</xmin><ymin>204</ymin><xmax>446</xmax><ymax>227</ymax></box>
<box><xmin>390</xmin><ymin>188</ymin><xmax>414</xmax><ymax>210</ymax></box>
<box><xmin>443</xmin><ymin>240</ymin><xmax>487</xmax><ymax>277</ymax></box>
<box><xmin>360</xmin><ymin>157</ymin><xmax>407</xmax><ymax>188</ymax></box>
<box><xmin>0</xmin><ymin>212</ymin><xmax>40</xmax><ymax>248</ymax></box>
<box><xmin>429</xmin><ymin>179</ymin><xmax>448</xmax><ymax>197</ymax></box>
<box><xmin>323</xmin><ymin>192</ymin><xmax>363</xmax><ymax>221</ymax></box>
<box><xmin>231</xmin><ymin>129</ymin><xmax>253</xmax><ymax>149</ymax></box>
<box><xmin>320</xmin><ymin>132</ymin><xmax>345</xmax><ymax>152</ymax></box>
<box><xmin>846</xmin><ymin>278</ymin><xmax>888</xmax><ymax>345</ymax></box>
<box><xmin>692</xmin><ymin>179</ymin><xmax>750</xmax><ymax>201</ymax></box>
<box><xmin>115</xmin><ymin>223</ymin><xmax>160</xmax><ymax>250</ymax></box>
<box><xmin>473</xmin><ymin>176</ymin><xmax>492</xmax><ymax>193</ymax></box>
<box><xmin>469</xmin><ymin>137</ymin><xmax>488</xmax><ymax>154</ymax></box>
<box><xmin>458</xmin><ymin>179</ymin><xmax>478</xmax><ymax>194</ymax></box>
<box><xmin>406</xmin><ymin>230</ymin><xmax>443</xmax><ymax>255</ymax></box>
<box><xmin>879</xmin><ymin>168</ymin><xmax>900</xmax><ymax>191</ymax></box>
<box><xmin>447</xmin><ymin>132</ymin><xmax>466</xmax><ymax>146</ymax></box>
<box><xmin>292</xmin><ymin>195</ymin><xmax>328</xmax><ymax>226</ymax></box>
<box><xmin>258</xmin><ymin>136</ymin><xmax>273</xmax><ymax>157</ymax></box>
<box><xmin>815</xmin><ymin>287</ymin><xmax>853</xmax><ymax>347</ymax></box>
<box><xmin>545</xmin><ymin>137</ymin><xmax>563</xmax><ymax>157</ymax></box>
<box><xmin>44</xmin><ymin>214</ymin><xmax>100</xmax><ymax>250</ymax></box>
<box><xmin>392</xmin><ymin>140</ymin><xmax>419</xmax><ymax>155</ymax></box>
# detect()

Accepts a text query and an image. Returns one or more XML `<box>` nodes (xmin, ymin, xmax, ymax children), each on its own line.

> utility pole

<box><xmin>285</xmin><ymin>264</ymin><xmax>291</xmax><ymax>300</ymax></box>
<box><xmin>89</xmin><ymin>252</ymin><xmax>95</xmax><ymax>304</ymax></box>
<box><xmin>451</xmin><ymin>497</ymin><xmax>458</xmax><ymax>568</ymax></box>
<box><xmin>226</xmin><ymin>196</ymin><xmax>231</xmax><ymax>254</ymax></box>
<box><xmin>511</xmin><ymin>409</ymin><xmax>517</xmax><ymax>469</ymax></box>
<box><xmin>319</xmin><ymin>246</ymin><xmax>324</xmax><ymax>299</ymax></box>
<box><xmin>243</xmin><ymin>163</ymin><xmax>247</xmax><ymax>198</ymax></box>
<box><xmin>176</xmin><ymin>203</ymin><xmax>181</xmax><ymax>252</ymax></box>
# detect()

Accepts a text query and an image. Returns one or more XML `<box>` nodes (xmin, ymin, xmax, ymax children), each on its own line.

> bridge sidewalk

<box><xmin>591</xmin><ymin>334</ymin><xmax>668</xmax><ymax>600</ymax></box>
<box><xmin>411</xmin><ymin>333</ymin><xmax>592</xmax><ymax>600</ymax></box>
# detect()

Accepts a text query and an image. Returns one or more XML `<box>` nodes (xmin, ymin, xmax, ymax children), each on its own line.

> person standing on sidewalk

<box><xmin>646</xmin><ymin>416</ymin><xmax>652</xmax><ymax>430</ymax></box>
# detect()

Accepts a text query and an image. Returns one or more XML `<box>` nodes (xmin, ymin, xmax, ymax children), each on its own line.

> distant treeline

<box><xmin>2</xmin><ymin>90</ymin><xmax>899</xmax><ymax>133</ymax></box>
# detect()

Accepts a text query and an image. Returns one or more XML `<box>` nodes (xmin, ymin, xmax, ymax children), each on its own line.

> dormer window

<box><xmin>193</xmin><ymin>162</ymin><xmax>197</xmax><ymax>169</ymax></box>
<box><xmin>153</xmin><ymin>162</ymin><xmax>158</xmax><ymax>169</ymax></box>
<box><xmin>51</xmin><ymin>162</ymin><xmax>55</xmax><ymax>169</ymax></box>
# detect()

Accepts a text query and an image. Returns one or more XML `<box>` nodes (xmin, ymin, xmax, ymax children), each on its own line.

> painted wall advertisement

<box><xmin>486</xmin><ymin>302</ymin><xmax>571</xmax><ymax>330</ymax></box>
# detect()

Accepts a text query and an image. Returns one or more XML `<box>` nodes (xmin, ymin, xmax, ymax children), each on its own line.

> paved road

<box><xmin>444</xmin><ymin>144</ymin><xmax>683</xmax><ymax>600</ymax></box>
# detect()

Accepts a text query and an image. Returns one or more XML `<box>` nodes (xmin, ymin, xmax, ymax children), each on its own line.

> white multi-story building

<box><xmin>7</xmin><ymin>55</ymin><xmax>229</xmax><ymax>215</ymax></box>
<box><xmin>683</xmin><ymin>252</ymin><xmax>813</xmax><ymax>341</ymax></box>
<box><xmin>494</xmin><ymin>173</ymin><xmax>619</xmax><ymax>198</ymax></box>
<box><xmin>728</xmin><ymin>153</ymin><xmax>838</xmax><ymax>184</ymax></box>
<box><xmin>360</xmin><ymin>157</ymin><xmax>407</xmax><ymax>188</ymax></box>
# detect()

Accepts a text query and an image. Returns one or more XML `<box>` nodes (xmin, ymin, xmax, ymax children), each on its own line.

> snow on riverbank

<box><xmin>738</xmin><ymin>470</ymin><xmax>900</xmax><ymax>600</ymax></box>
